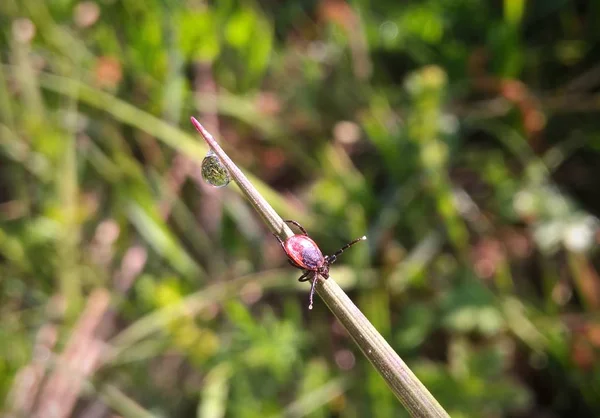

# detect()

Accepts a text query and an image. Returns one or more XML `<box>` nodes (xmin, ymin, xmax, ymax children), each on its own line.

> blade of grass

<box><xmin>0</xmin><ymin>63</ymin><xmax>15</xmax><ymax>126</ymax></box>
<box><xmin>57</xmin><ymin>114</ymin><xmax>82</xmax><ymax>318</ymax></box>
<box><xmin>11</xmin><ymin>31</ymin><xmax>45</xmax><ymax>120</ymax></box>
<box><xmin>197</xmin><ymin>363</ymin><xmax>231</xmax><ymax>418</ymax></box>
<box><xmin>8</xmin><ymin>68</ymin><xmax>308</xmax><ymax>226</ymax></box>
<box><xmin>190</xmin><ymin>116</ymin><xmax>450</xmax><ymax>418</ymax></box>
<box><xmin>108</xmin><ymin>270</ymin><xmax>285</xmax><ymax>359</ymax></box>
<box><xmin>273</xmin><ymin>378</ymin><xmax>348</xmax><ymax>418</ymax></box>
<box><xmin>95</xmin><ymin>384</ymin><xmax>158</xmax><ymax>418</ymax></box>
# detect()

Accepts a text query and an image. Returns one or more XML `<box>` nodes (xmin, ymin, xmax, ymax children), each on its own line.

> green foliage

<box><xmin>2</xmin><ymin>0</ymin><xmax>600</xmax><ymax>417</ymax></box>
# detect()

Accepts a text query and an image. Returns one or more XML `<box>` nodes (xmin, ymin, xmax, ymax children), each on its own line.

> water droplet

<box><xmin>201</xmin><ymin>149</ymin><xmax>231</xmax><ymax>188</ymax></box>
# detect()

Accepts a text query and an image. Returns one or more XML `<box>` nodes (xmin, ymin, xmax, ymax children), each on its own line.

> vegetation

<box><xmin>1</xmin><ymin>0</ymin><xmax>600</xmax><ymax>417</ymax></box>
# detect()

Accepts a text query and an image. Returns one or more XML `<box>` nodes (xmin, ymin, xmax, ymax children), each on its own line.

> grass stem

<box><xmin>190</xmin><ymin>117</ymin><xmax>450</xmax><ymax>417</ymax></box>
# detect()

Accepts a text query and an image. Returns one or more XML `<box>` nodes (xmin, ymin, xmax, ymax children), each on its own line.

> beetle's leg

<box><xmin>288</xmin><ymin>259</ymin><xmax>304</xmax><ymax>270</ymax></box>
<box><xmin>308</xmin><ymin>273</ymin><xmax>318</xmax><ymax>310</ymax></box>
<box><xmin>273</xmin><ymin>233</ymin><xmax>284</xmax><ymax>245</ymax></box>
<box><xmin>284</xmin><ymin>220</ymin><xmax>308</xmax><ymax>236</ymax></box>
<box><xmin>273</xmin><ymin>233</ymin><xmax>293</xmax><ymax>260</ymax></box>
<box><xmin>326</xmin><ymin>236</ymin><xmax>367</xmax><ymax>264</ymax></box>
<box><xmin>298</xmin><ymin>270</ymin><xmax>311</xmax><ymax>282</ymax></box>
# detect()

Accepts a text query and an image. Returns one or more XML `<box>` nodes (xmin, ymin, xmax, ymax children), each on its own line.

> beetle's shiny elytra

<box><xmin>284</xmin><ymin>235</ymin><xmax>325</xmax><ymax>271</ymax></box>
<box><xmin>275</xmin><ymin>220</ymin><xmax>366</xmax><ymax>310</ymax></box>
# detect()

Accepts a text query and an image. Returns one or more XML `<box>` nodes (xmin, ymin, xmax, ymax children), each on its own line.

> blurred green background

<box><xmin>2</xmin><ymin>0</ymin><xmax>600</xmax><ymax>417</ymax></box>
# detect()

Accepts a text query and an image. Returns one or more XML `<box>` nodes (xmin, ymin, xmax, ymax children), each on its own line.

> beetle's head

<box><xmin>318</xmin><ymin>264</ymin><xmax>330</xmax><ymax>279</ymax></box>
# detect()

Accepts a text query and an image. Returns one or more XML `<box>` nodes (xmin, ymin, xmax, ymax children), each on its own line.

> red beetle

<box><xmin>275</xmin><ymin>220</ymin><xmax>366</xmax><ymax>310</ymax></box>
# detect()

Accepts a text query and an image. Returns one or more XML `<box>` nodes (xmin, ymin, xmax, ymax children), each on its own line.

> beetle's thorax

<box><xmin>284</xmin><ymin>235</ymin><xmax>325</xmax><ymax>270</ymax></box>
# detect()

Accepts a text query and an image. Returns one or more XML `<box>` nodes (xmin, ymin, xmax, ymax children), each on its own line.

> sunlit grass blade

<box><xmin>190</xmin><ymin>117</ymin><xmax>450</xmax><ymax>418</ymax></box>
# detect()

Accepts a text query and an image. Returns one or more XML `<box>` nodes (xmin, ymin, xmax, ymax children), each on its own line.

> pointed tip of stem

<box><xmin>191</xmin><ymin>116</ymin><xmax>220</xmax><ymax>151</ymax></box>
<box><xmin>190</xmin><ymin>116</ymin><xmax>207</xmax><ymax>137</ymax></box>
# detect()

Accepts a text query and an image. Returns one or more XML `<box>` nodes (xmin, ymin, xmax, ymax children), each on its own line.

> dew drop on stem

<box><xmin>201</xmin><ymin>149</ymin><xmax>231</xmax><ymax>188</ymax></box>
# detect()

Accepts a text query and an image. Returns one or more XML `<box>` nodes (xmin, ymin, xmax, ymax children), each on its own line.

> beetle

<box><xmin>275</xmin><ymin>220</ymin><xmax>366</xmax><ymax>310</ymax></box>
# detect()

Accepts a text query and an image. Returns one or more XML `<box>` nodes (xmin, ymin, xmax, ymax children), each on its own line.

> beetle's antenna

<box><xmin>308</xmin><ymin>274</ymin><xmax>318</xmax><ymax>310</ymax></box>
<box><xmin>327</xmin><ymin>236</ymin><xmax>367</xmax><ymax>264</ymax></box>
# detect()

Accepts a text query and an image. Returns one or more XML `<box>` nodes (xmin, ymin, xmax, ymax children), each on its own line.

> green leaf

<box><xmin>225</xmin><ymin>8</ymin><xmax>256</xmax><ymax>49</ymax></box>
<box><xmin>178</xmin><ymin>10</ymin><xmax>220</xmax><ymax>61</ymax></box>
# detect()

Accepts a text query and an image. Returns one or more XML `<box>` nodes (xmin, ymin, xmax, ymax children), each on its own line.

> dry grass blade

<box><xmin>190</xmin><ymin>117</ymin><xmax>450</xmax><ymax>418</ymax></box>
